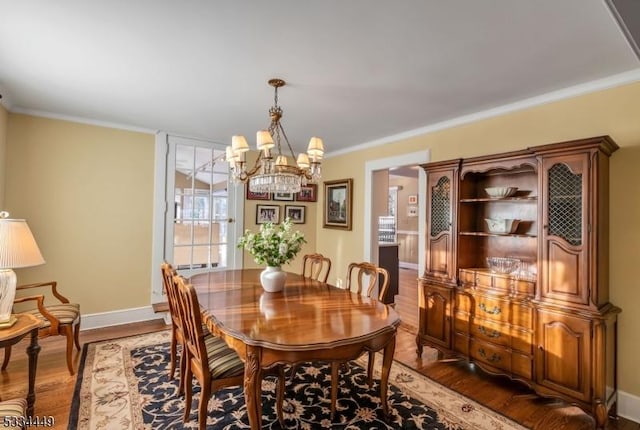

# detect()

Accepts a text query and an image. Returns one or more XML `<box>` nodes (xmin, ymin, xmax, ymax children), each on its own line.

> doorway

<box><xmin>150</xmin><ymin>133</ymin><xmax>244</xmax><ymax>304</ymax></box>
<box><xmin>363</xmin><ymin>150</ymin><xmax>430</xmax><ymax>330</ymax></box>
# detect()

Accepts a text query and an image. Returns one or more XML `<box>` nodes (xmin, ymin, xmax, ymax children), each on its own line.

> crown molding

<box><xmin>325</xmin><ymin>68</ymin><xmax>640</xmax><ymax>159</ymax></box>
<box><xmin>9</xmin><ymin>107</ymin><xmax>157</xmax><ymax>135</ymax></box>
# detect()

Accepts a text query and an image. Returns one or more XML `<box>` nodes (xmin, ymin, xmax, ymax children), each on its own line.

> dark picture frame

<box><xmin>272</xmin><ymin>191</ymin><xmax>295</xmax><ymax>201</ymax></box>
<box><xmin>323</xmin><ymin>178</ymin><xmax>353</xmax><ymax>230</ymax></box>
<box><xmin>246</xmin><ymin>186</ymin><xmax>270</xmax><ymax>200</ymax></box>
<box><xmin>284</xmin><ymin>205</ymin><xmax>305</xmax><ymax>224</ymax></box>
<box><xmin>296</xmin><ymin>184</ymin><xmax>317</xmax><ymax>202</ymax></box>
<box><xmin>256</xmin><ymin>204</ymin><xmax>280</xmax><ymax>224</ymax></box>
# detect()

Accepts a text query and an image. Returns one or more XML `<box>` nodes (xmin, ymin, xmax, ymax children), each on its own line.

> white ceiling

<box><xmin>1</xmin><ymin>1</ymin><xmax>639</xmax><ymax>156</ymax></box>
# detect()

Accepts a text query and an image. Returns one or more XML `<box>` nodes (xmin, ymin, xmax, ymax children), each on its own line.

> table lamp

<box><xmin>0</xmin><ymin>211</ymin><xmax>45</xmax><ymax>327</ymax></box>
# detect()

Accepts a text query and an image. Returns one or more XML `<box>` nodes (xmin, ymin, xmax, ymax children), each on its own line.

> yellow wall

<box><xmin>0</xmin><ymin>104</ymin><xmax>7</xmax><ymax>207</ymax></box>
<box><xmin>5</xmin><ymin>114</ymin><xmax>155</xmax><ymax>314</ymax></box>
<box><xmin>4</xmin><ymin>80</ymin><xmax>640</xmax><ymax>398</ymax></box>
<box><xmin>317</xmin><ymin>81</ymin><xmax>640</xmax><ymax>397</ymax></box>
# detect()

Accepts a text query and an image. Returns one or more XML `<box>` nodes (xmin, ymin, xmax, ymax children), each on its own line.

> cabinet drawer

<box><xmin>512</xmin><ymin>351</ymin><xmax>533</xmax><ymax>379</ymax></box>
<box><xmin>513</xmin><ymin>279</ymin><xmax>535</xmax><ymax>296</ymax></box>
<box><xmin>454</xmin><ymin>332</ymin><xmax>469</xmax><ymax>356</ymax></box>
<box><xmin>511</xmin><ymin>328</ymin><xmax>533</xmax><ymax>354</ymax></box>
<box><xmin>454</xmin><ymin>310</ymin><xmax>470</xmax><ymax>333</ymax></box>
<box><xmin>471</xmin><ymin>318</ymin><xmax>510</xmax><ymax>348</ymax></box>
<box><xmin>512</xmin><ymin>303</ymin><xmax>533</xmax><ymax>329</ymax></box>
<box><xmin>459</xmin><ymin>269</ymin><xmax>476</xmax><ymax>286</ymax></box>
<box><xmin>475</xmin><ymin>271</ymin><xmax>492</xmax><ymax>289</ymax></box>
<box><xmin>475</xmin><ymin>296</ymin><xmax>509</xmax><ymax>323</ymax></box>
<box><xmin>455</xmin><ymin>292</ymin><xmax>472</xmax><ymax>313</ymax></box>
<box><xmin>492</xmin><ymin>275</ymin><xmax>512</xmax><ymax>292</ymax></box>
<box><xmin>470</xmin><ymin>339</ymin><xmax>511</xmax><ymax>373</ymax></box>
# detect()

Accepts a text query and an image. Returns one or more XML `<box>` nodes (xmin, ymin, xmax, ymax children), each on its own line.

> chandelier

<box><xmin>225</xmin><ymin>78</ymin><xmax>324</xmax><ymax>193</ymax></box>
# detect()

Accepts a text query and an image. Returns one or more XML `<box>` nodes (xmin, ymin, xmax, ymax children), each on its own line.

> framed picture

<box><xmin>273</xmin><ymin>191</ymin><xmax>295</xmax><ymax>201</ymax></box>
<box><xmin>323</xmin><ymin>178</ymin><xmax>353</xmax><ymax>230</ymax></box>
<box><xmin>284</xmin><ymin>205</ymin><xmax>305</xmax><ymax>224</ymax></box>
<box><xmin>296</xmin><ymin>184</ymin><xmax>317</xmax><ymax>202</ymax></box>
<box><xmin>256</xmin><ymin>205</ymin><xmax>280</xmax><ymax>224</ymax></box>
<box><xmin>246</xmin><ymin>187</ymin><xmax>270</xmax><ymax>200</ymax></box>
<box><xmin>408</xmin><ymin>195</ymin><xmax>418</xmax><ymax>204</ymax></box>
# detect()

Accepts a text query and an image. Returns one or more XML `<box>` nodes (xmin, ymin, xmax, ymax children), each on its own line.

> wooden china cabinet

<box><xmin>415</xmin><ymin>136</ymin><xmax>620</xmax><ymax>428</ymax></box>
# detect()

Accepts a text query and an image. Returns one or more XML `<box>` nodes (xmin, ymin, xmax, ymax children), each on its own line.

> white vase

<box><xmin>260</xmin><ymin>266</ymin><xmax>286</xmax><ymax>292</ymax></box>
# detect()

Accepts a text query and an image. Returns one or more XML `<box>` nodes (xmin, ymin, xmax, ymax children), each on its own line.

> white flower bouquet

<box><xmin>237</xmin><ymin>217</ymin><xmax>306</xmax><ymax>267</ymax></box>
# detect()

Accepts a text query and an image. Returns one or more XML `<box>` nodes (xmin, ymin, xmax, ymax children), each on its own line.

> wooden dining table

<box><xmin>189</xmin><ymin>268</ymin><xmax>401</xmax><ymax>430</ymax></box>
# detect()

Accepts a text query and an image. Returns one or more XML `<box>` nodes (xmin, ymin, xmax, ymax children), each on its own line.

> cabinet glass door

<box><xmin>541</xmin><ymin>154</ymin><xmax>589</xmax><ymax>306</ymax></box>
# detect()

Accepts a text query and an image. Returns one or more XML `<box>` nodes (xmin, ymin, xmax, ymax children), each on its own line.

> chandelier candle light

<box><xmin>226</xmin><ymin>78</ymin><xmax>324</xmax><ymax>194</ymax></box>
<box><xmin>0</xmin><ymin>211</ymin><xmax>45</xmax><ymax>328</ymax></box>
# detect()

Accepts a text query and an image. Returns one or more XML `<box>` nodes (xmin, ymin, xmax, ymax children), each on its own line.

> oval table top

<box><xmin>189</xmin><ymin>268</ymin><xmax>400</xmax><ymax>351</ymax></box>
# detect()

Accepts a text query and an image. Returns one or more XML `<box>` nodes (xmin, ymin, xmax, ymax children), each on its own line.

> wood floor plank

<box><xmin>0</xmin><ymin>308</ymin><xmax>637</xmax><ymax>430</ymax></box>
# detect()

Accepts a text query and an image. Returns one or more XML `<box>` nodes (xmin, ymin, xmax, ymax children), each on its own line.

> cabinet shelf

<box><xmin>420</xmin><ymin>136</ymin><xmax>619</xmax><ymax>429</ymax></box>
<box><xmin>460</xmin><ymin>197</ymin><xmax>537</xmax><ymax>203</ymax></box>
<box><xmin>459</xmin><ymin>231</ymin><xmax>537</xmax><ymax>238</ymax></box>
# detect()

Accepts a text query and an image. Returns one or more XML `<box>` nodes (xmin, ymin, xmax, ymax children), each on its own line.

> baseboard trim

<box><xmin>618</xmin><ymin>390</ymin><xmax>640</xmax><ymax>424</ymax></box>
<box><xmin>80</xmin><ymin>306</ymin><xmax>165</xmax><ymax>331</ymax></box>
<box><xmin>399</xmin><ymin>262</ymin><xmax>419</xmax><ymax>270</ymax></box>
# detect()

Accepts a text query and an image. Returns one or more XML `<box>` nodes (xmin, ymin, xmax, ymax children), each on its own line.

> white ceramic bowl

<box><xmin>485</xmin><ymin>218</ymin><xmax>520</xmax><ymax>234</ymax></box>
<box><xmin>485</xmin><ymin>187</ymin><xmax>518</xmax><ymax>198</ymax></box>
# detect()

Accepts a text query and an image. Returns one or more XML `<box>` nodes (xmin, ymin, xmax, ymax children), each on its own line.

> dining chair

<box><xmin>301</xmin><ymin>253</ymin><xmax>332</xmax><ymax>283</ymax></box>
<box><xmin>330</xmin><ymin>261</ymin><xmax>390</xmax><ymax>419</ymax></box>
<box><xmin>2</xmin><ymin>281</ymin><xmax>81</xmax><ymax>375</ymax></box>
<box><xmin>174</xmin><ymin>275</ymin><xmax>245</xmax><ymax>429</ymax></box>
<box><xmin>0</xmin><ymin>398</ymin><xmax>27</xmax><ymax>429</ymax></box>
<box><xmin>160</xmin><ymin>262</ymin><xmax>187</xmax><ymax>394</ymax></box>
<box><xmin>287</xmin><ymin>253</ymin><xmax>333</xmax><ymax>382</ymax></box>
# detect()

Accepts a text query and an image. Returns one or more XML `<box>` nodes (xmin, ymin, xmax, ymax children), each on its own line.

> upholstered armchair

<box><xmin>2</xmin><ymin>281</ymin><xmax>81</xmax><ymax>375</ymax></box>
<box><xmin>0</xmin><ymin>398</ymin><xmax>27</xmax><ymax>428</ymax></box>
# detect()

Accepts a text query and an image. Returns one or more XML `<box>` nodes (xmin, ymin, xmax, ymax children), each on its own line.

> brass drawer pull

<box><xmin>478</xmin><ymin>326</ymin><xmax>501</xmax><ymax>338</ymax></box>
<box><xmin>479</xmin><ymin>303</ymin><xmax>501</xmax><ymax>315</ymax></box>
<box><xmin>478</xmin><ymin>348</ymin><xmax>501</xmax><ymax>363</ymax></box>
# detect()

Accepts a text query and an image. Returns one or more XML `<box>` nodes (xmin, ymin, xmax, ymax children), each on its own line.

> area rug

<box><xmin>69</xmin><ymin>331</ymin><xmax>527</xmax><ymax>429</ymax></box>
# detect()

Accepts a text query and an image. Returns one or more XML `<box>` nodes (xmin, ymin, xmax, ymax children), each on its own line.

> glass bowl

<box><xmin>486</xmin><ymin>257</ymin><xmax>520</xmax><ymax>274</ymax></box>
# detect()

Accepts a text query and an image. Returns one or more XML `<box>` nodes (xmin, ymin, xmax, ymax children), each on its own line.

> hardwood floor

<box><xmin>0</xmin><ymin>320</ymin><xmax>167</xmax><ymax>429</ymax></box>
<box><xmin>1</xmin><ymin>315</ymin><xmax>637</xmax><ymax>429</ymax></box>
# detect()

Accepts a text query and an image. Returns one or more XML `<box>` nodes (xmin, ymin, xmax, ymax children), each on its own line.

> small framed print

<box><xmin>296</xmin><ymin>184</ymin><xmax>317</xmax><ymax>202</ymax></box>
<box><xmin>273</xmin><ymin>192</ymin><xmax>295</xmax><ymax>201</ymax></box>
<box><xmin>284</xmin><ymin>205</ymin><xmax>305</xmax><ymax>224</ymax></box>
<box><xmin>256</xmin><ymin>205</ymin><xmax>280</xmax><ymax>224</ymax></box>
<box><xmin>408</xmin><ymin>195</ymin><xmax>418</xmax><ymax>204</ymax></box>
<box><xmin>246</xmin><ymin>187</ymin><xmax>270</xmax><ymax>200</ymax></box>
<box><xmin>323</xmin><ymin>178</ymin><xmax>353</xmax><ymax>230</ymax></box>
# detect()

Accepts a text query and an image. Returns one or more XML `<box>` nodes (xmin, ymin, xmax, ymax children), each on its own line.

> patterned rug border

<box><xmin>69</xmin><ymin>330</ymin><xmax>529</xmax><ymax>430</ymax></box>
<box><xmin>358</xmin><ymin>353</ymin><xmax>528</xmax><ymax>430</ymax></box>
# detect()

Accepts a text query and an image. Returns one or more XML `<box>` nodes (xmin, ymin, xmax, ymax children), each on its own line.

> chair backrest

<box><xmin>301</xmin><ymin>253</ymin><xmax>332</xmax><ymax>283</ymax></box>
<box><xmin>174</xmin><ymin>275</ymin><xmax>210</xmax><ymax>378</ymax></box>
<box><xmin>161</xmin><ymin>262</ymin><xmax>181</xmax><ymax>329</ymax></box>
<box><xmin>346</xmin><ymin>262</ymin><xmax>389</xmax><ymax>301</ymax></box>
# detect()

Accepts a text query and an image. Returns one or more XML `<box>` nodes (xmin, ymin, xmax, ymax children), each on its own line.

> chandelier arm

<box><xmin>277</xmin><ymin>121</ymin><xmax>298</xmax><ymax>160</ymax></box>
<box><xmin>228</xmin><ymin>78</ymin><xmax>322</xmax><ymax>193</ymax></box>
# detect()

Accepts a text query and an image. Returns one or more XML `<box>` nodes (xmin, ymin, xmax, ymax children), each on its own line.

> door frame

<box><xmin>363</xmin><ymin>150</ymin><xmax>430</xmax><ymax>270</ymax></box>
<box><xmin>150</xmin><ymin>132</ymin><xmax>244</xmax><ymax>304</ymax></box>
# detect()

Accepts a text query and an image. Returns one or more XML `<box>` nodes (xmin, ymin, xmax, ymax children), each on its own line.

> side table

<box><xmin>0</xmin><ymin>313</ymin><xmax>41</xmax><ymax>417</ymax></box>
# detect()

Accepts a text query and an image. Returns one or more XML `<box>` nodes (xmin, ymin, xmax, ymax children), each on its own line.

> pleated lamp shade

<box><xmin>0</xmin><ymin>218</ymin><xmax>45</xmax><ymax>269</ymax></box>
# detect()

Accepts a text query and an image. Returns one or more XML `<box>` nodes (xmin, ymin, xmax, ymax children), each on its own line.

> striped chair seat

<box><xmin>204</xmin><ymin>335</ymin><xmax>244</xmax><ymax>379</ymax></box>
<box><xmin>0</xmin><ymin>398</ymin><xmax>27</xmax><ymax>428</ymax></box>
<box><xmin>26</xmin><ymin>303</ymin><xmax>80</xmax><ymax>327</ymax></box>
